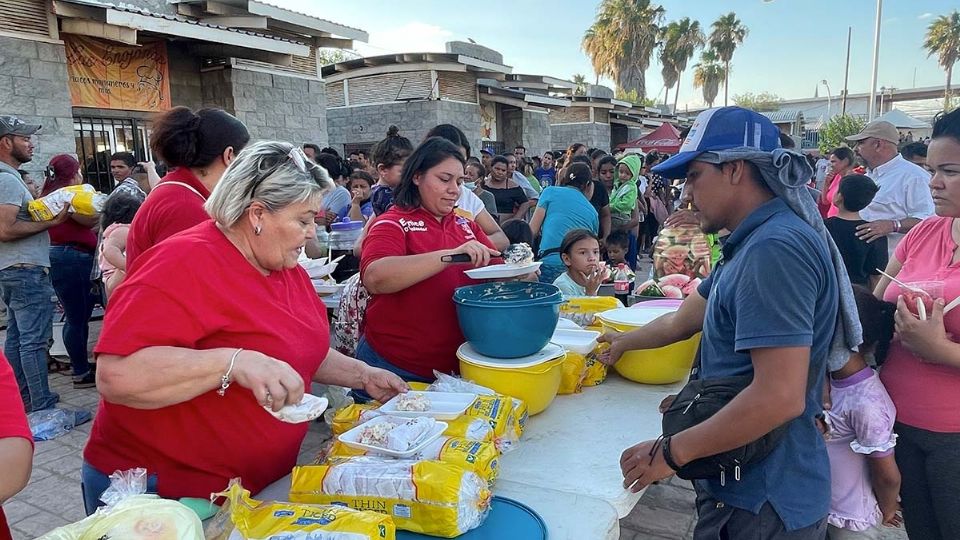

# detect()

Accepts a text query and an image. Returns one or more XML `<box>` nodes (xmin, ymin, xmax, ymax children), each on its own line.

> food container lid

<box><xmin>550</xmin><ymin>328</ymin><xmax>600</xmax><ymax>355</ymax></box>
<box><xmin>331</xmin><ymin>219</ymin><xmax>363</xmax><ymax>231</ymax></box>
<box><xmin>395</xmin><ymin>496</ymin><xmax>547</xmax><ymax>539</ymax></box>
<box><xmin>457</xmin><ymin>342</ymin><xmax>564</xmax><ymax>369</ymax></box>
<box><xmin>598</xmin><ymin>306</ymin><xmax>677</xmax><ymax>327</ymax></box>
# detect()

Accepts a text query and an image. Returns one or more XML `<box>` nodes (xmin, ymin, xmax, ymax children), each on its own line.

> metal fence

<box><xmin>74</xmin><ymin>116</ymin><xmax>152</xmax><ymax>193</ymax></box>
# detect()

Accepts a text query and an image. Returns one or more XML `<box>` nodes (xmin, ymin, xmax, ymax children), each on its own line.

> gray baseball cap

<box><xmin>0</xmin><ymin>116</ymin><xmax>41</xmax><ymax>137</ymax></box>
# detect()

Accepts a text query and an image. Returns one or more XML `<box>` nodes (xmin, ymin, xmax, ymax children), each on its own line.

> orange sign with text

<box><xmin>65</xmin><ymin>35</ymin><xmax>171</xmax><ymax>112</ymax></box>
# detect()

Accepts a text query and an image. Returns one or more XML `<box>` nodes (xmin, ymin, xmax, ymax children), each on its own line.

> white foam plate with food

<box><xmin>339</xmin><ymin>415</ymin><xmax>448</xmax><ymax>458</ymax></box>
<box><xmin>464</xmin><ymin>261</ymin><xmax>542</xmax><ymax>280</ymax></box>
<box><xmin>379</xmin><ymin>391</ymin><xmax>478</xmax><ymax>420</ymax></box>
<box><xmin>313</xmin><ymin>282</ymin><xmax>345</xmax><ymax>295</ymax></box>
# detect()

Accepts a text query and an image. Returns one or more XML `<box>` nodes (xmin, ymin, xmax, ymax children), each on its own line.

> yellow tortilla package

<box><xmin>207</xmin><ymin>480</ymin><xmax>394</xmax><ymax>540</ymax></box>
<box><xmin>560</xmin><ymin>296</ymin><xmax>623</xmax><ymax>328</ymax></box>
<box><xmin>330</xmin><ymin>403</ymin><xmax>381</xmax><ymax>436</ymax></box>
<box><xmin>290</xmin><ymin>457</ymin><xmax>491</xmax><ymax>538</ymax></box>
<box><xmin>558</xmin><ymin>351</ymin><xmax>587</xmax><ymax>394</ymax></box>
<box><xmin>442</xmin><ymin>415</ymin><xmax>495</xmax><ymax>443</ymax></box>
<box><xmin>427</xmin><ymin>372</ymin><xmax>527</xmax><ymax>438</ymax></box>
<box><xmin>466</xmin><ymin>395</ymin><xmax>520</xmax><ymax>453</ymax></box>
<box><xmin>324</xmin><ymin>437</ymin><xmax>499</xmax><ymax>486</ymax></box>
<box><xmin>28</xmin><ymin>184</ymin><xmax>106</xmax><ymax>221</ymax></box>
<box><xmin>582</xmin><ymin>343</ymin><xmax>609</xmax><ymax>387</ymax></box>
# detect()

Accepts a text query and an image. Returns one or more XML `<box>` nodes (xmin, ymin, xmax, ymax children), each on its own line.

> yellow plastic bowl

<box><xmin>458</xmin><ymin>354</ymin><xmax>565</xmax><ymax>416</ymax></box>
<box><xmin>598</xmin><ymin>310</ymin><xmax>701</xmax><ymax>384</ymax></box>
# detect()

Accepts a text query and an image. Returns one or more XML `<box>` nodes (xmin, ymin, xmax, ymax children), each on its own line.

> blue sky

<box><xmin>283</xmin><ymin>0</ymin><xmax>956</xmax><ymax>110</ymax></box>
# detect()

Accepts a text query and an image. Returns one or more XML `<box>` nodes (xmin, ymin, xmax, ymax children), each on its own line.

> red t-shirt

<box><xmin>125</xmin><ymin>167</ymin><xmax>211</xmax><ymax>269</ymax></box>
<box><xmin>360</xmin><ymin>206</ymin><xmax>497</xmax><ymax>379</ymax></box>
<box><xmin>85</xmin><ymin>220</ymin><xmax>329</xmax><ymax>498</ymax></box>
<box><xmin>880</xmin><ymin>216</ymin><xmax>960</xmax><ymax>432</ymax></box>
<box><xmin>0</xmin><ymin>353</ymin><xmax>32</xmax><ymax>540</ymax></box>
<box><xmin>48</xmin><ymin>219</ymin><xmax>98</xmax><ymax>252</ymax></box>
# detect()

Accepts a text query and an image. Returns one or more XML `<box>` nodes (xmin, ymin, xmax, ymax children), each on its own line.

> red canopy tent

<box><xmin>617</xmin><ymin>123</ymin><xmax>682</xmax><ymax>153</ymax></box>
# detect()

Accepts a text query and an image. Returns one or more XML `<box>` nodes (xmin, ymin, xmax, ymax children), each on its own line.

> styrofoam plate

<box><xmin>464</xmin><ymin>262</ymin><xmax>542</xmax><ymax>280</ymax></box>
<box><xmin>338</xmin><ymin>416</ymin><xmax>447</xmax><ymax>458</ymax></box>
<box><xmin>379</xmin><ymin>391</ymin><xmax>478</xmax><ymax>420</ymax></box>
<box><xmin>550</xmin><ymin>328</ymin><xmax>601</xmax><ymax>355</ymax></box>
<box><xmin>314</xmin><ymin>283</ymin><xmax>345</xmax><ymax>295</ymax></box>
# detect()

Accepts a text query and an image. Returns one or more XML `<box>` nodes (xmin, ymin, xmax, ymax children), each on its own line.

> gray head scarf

<box><xmin>698</xmin><ymin>147</ymin><xmax>862</xmax><ymax>371</ymax></box>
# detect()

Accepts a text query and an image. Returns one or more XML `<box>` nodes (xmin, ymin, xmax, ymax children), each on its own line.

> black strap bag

<box><xmin>660</xmin><ymin>371</ymin><xmax>790</xmax><ymax>484</ymax></box>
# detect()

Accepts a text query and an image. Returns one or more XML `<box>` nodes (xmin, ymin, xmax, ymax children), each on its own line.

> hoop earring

<box><xmin>254</xmin><ymin>224</ymin><xmax>262</xmax><ymax>236</ymax></box>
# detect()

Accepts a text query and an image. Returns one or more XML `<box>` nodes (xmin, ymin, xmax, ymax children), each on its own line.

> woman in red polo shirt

<box><xmin>81</xmin><ymin>141</ymin><xmax>407</xmax><ymax>515</ymax></box>
<box><xmin>125</xmin><ymin>106</ymin><xmax>250</xmax><ymax>269</ymax></box>
<box><xmin>43</xmin><ymin>154</ymin><xmax>100</xmax><ymax>388</ymax></box>
<box><xmin>0</xmin><ymin>352</ymin><xmax>32</xmax><ymax>540</ymax></box>
<box><xmin>360</xmin><ymin>137</ymin><xmax>512</xmax><ymax>382</ymax></box>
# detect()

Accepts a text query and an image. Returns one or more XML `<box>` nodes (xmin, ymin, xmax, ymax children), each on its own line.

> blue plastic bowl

<box><xmin>453</xmin><ymin>282</ymin><xmax>563</xmax><ymax>358</ymax></box>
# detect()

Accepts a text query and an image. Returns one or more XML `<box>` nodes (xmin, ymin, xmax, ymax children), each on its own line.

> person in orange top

<box><xmin>82</xmin><ymin>142</ymin><xmax>407</xmax><ymax>514</ymax></box>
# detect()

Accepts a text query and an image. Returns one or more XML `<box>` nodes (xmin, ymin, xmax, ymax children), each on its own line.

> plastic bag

<box><xmin>28</xmin><ymin>408</ymin><xmax>92</xmax><ymax>441</ymax></box>
<box><xmin>581</xmin><ymin>344</ymin><xmax>609</xmax><ymax>387</ymax></box>
<box><xmin>28</xmin><ymin>184</ymin><xmax>106</xmax><ymax>221</ymax></box>
<box><xmin>38</xmin><ymin>468</ymin><xmax>203</xmax><ymax>540</ymax></box>
<box><xmin>324</xmin><ymin>436</ymin><xmax>499</xmax><ymax>486</ymax></box>
<box><xmin>558</xmin><ymin>351</ymin><xmax>587</xmax><ymax>394</ymax></box>
<box><xmin>442</xmin><ymin>416</ymin><xmax>495</xmax><ymax>443</ymax></box>
<box><xmin>290</xmin><ymin>457</ymin><xmax>491</xmax><ymax>538</ymax></box>
<box><xmin>205</xmin><ymin>479</ymin><xmax>395</xmax><ymax>540</ymax></box>
<box><xmin>263</xmin><ymin>394</ymin><xmax>328</xmax><ymax>424</ymax></box>
<box><xmin>465</xmin><ymin>395</ymin><xmax>519</xmax><ymax>453</ymax></box>
<box><xmin>330</xmin><ymin>403</ymin><xmax>382</xmax><ymax>436</ymax></box>
<box><xmin>559</xmin><ymin>296</ymin><xmax>623</xmax><ymax>328</ymax></box>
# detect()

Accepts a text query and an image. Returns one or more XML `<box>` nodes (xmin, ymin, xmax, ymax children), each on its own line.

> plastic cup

<box><xmin>901</xmin><ymin>281</ymin><xmax>944</xmax><ymax>319</ymax></box>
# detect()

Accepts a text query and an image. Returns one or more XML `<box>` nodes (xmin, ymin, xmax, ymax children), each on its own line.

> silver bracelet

<box><xmin>218</xmin><ymin>348</ymin><xmax>243</xmax><ymax>396</ymax></box>
<box><xmin>893</xmin><ymin>220</ymin><xmax>902</xmax><ymax>233</ymax></box>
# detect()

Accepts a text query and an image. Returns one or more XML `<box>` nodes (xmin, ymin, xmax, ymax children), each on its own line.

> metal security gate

<box><xmin>74</xmin><ymin>116</ymin><xmax>152</xmax><ymax>193</ymax></box>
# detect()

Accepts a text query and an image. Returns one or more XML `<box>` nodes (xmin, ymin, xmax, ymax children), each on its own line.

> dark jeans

<box><xmin>353</xmin><ymin>336</ymin><xmax>432</xmax><ymax>402</ymax></box>
<box><xmin>81</xmin><ymin>461</ymin><xmax>158</xmax><ymax>516</ymax></box>
<box><xmin>894</xmin><ymin>422</ymin><xmax>960</xmax><ymax>540</ymax></box>
<box><xmin>49</xmin><ymin>246</ymin><xmax>94</xmax><ymax>378</ymax></box>
<box><xmin>693</xmin><ymin>486</ymin><xmax>827</xmax><ymax>540</ymax></box>
<box><xmin>0</xmin><ymin>265</ymin><xmax>58</xmax><ymax>412</ymax></box>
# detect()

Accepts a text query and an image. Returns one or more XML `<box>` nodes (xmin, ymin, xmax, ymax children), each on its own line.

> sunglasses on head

<box><xmin>247</xmin><ymin>146</ymin><xmax>324</xmax><ymax>197</ymax></box>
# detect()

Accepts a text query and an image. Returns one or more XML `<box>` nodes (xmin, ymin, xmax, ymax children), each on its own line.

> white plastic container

<box><xmin>550</xmin><ymin>328</ymin><xmax>601</xmax><ymax>355</ymax></box>
<box><xmin>379</xmin><ymin>391</ymin><xmax>478</xmax><ymax>420</ymax></box>
<box><xmin>338</xmin><ymin>416</ymin><xmax>447</xmax><ymax>458</ymax></box>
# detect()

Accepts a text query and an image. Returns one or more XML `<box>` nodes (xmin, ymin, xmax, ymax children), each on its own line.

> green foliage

<box><xmin>818</xmin><ymin>115</ymin><xmax>866</xmax><ymax>155</ymax></box>
<box><xmin>616</xmin><ymin>89</ymin><xmax>656</xmax><ymax>107</ymax></box>
<box><xmin>732</xmin><ymin>92</ymin><xmax>783</xmax><ymax>112</ymax></box>
<box><xmin>582</xmin><ymin>0</ymin><xmax>666</xmax><ymax>99</ymax></box>
<box><xmin>923</xmin><ymin>10</ymin><xmax>960</xmax><ymax>110</ymax></box>
<box><xmin>572</xmin><ymin>74</ymin><xmax>588</xmax><ymax>96</ymax></box>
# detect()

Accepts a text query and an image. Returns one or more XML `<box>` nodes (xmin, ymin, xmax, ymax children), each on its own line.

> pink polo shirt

<box><xmin>880</xmin><ymin>216</ymin><xmax>960</xmax><ymax>432</ymax></box>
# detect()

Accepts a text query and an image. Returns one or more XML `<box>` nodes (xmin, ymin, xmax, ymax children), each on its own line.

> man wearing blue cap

<box><xmin>600</xmin><ymin>107</ymin><xmax>862</xmax><ymax>538</ymax></box>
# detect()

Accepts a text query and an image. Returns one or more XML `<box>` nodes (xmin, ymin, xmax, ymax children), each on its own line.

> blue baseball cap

<box><xmin>652</xmin><ymin>106</ymin><xmax>782</xmax><ymax>179</ymax></box>
<box><xmin>481</xmin><ymin>147</ymin><xmax>496</xmax><ymax>156</ymax></box>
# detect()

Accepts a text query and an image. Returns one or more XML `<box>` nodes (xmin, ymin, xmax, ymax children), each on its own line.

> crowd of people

<box><xmin>0</xmin><ymin>99</ymin><xmax>957</xmax><ymax>540</ymax></box>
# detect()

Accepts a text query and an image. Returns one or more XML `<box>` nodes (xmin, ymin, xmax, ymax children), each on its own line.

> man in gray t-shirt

<box><xmin>0</xmin><ymin>115</ymin><xmax>69</xmax><ymax>412</ymax></box>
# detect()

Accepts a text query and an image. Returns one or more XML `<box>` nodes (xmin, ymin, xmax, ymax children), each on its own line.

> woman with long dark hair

<box><xmin>42</xmin><ymin>154</ymin><xmax>99</xmax><ymax>388</ymax></box>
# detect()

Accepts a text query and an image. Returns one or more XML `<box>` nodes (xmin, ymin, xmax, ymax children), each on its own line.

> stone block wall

<box><xmin>168</xmin><ymin>43</ymin><xmax>203</xmax><ymax>110</ymax></box>
<box><xmin>551</xmin><ymin>123</ymin><xmax>611</xmax><ymax>154</ymax></box>
<box><xmin>202</xmin><ymin>67</ymin><xmax>327</xmax><ymax>146</ymax></box>
<box><xmin>0</xmin><ymin>35</ymin><xmax>75</xmax><ymax>176</ymax></box>
<box><xmin>520</xmin><ymin>110</ymin><xmax>551</xmax><ymax>157</ymax></box>
<box><xmin>326</xmin><ymin>99</ymin><xmax>481</xmax><ymax>157</ymax></box>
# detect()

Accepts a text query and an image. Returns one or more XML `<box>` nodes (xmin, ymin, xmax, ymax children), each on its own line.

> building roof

<box><xmin>762</xmin><ymin>109</ymin><xmax>804</xmax><ymax>123</ymax></box>
<box><xmin>171</xmin><ymin>0</ymin><xmax>368</xmax><ymax>41</ymax></box>
<box><xmin>321</xmin><ymin>52</ymin><xmax>512</xmax><ymax>82</ymax></box>
<box><xmin>56</xmin><ymin>0</ymin><xmax>311</xmax><ymax>55</ymax></box>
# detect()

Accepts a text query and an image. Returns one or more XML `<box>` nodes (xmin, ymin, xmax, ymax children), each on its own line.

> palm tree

<box><xmin>693</xmin><ymin>49</ymin><xmax>726</xmax><ymax>108</ymax></box>
<box><xmin>572</xmin><ymin>74</ymin><xmax>588</xmax><ymax>96</ymax></box>
<box><xmin>658</xmin><ymin>34</ymin><xmax>679</xmax><ymax>108</ymax></box>
<box><xmin>582</xmin><ymin>0</ymin><xmax>666</xmax><ymax>99</ymax></box>
<box><xmin>709</xmin><ymin>12</ymin><xmax>748</xmax><ymax>106</ymax></box>
<box><xmin>666</xmin><ymin>18</ymin><xmax>706</xmax><ymax>112</ymax></box>
<box><xmin>923</xmin><ymin>10</ymin><xmax>960</xmax><ymax>110</ymax></box>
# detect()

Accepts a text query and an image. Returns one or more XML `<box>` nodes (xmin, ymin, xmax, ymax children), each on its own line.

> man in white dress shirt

<box><xmin>845</xmin><ymin>120</ymin><xmax>934</xmax><ymax>257</ymax></box>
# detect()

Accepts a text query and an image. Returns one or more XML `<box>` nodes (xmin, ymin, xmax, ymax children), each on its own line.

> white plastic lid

<box><xmin>550</xmin><ymin>329</ymin><xmax>601</xmax><ymax>355</ymax></box>
<box><xmin>598</xmin><ymin>306</ymin><xmax>678</xmax><ymax>327</ymax></box>
<box><xmin>457</xmin><ymin>342</ymin><xmax>565</xmax><ymax>368</ymax></box>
